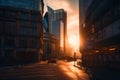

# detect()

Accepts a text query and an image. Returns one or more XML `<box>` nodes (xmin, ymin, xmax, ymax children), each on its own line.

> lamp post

<box><xmin>74</xmin><ymin>51</ymin><xmax>76</xmax><ymax>66</ymax></box>
<box><xmin>74</xmin><ymin>33</ymin><xmax>77</xmax><ymax>66</ymax></box>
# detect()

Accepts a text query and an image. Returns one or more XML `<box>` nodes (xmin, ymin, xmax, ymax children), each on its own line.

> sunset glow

<box><xmin>68</xmin><ymin>34</ymin><xmax>79</xmax><ymax>51</ymax></box>
<box><xmin>44</xmin><ymin>0</ymin><xmax>79</xmax><ymax>50</ymax></box>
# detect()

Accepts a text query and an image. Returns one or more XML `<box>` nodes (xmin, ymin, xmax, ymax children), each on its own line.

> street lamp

<box><xmin>74</xmin><ymin>33</ymin><xmax>77</xmax><ymax>66</ymax></box>
<box><xmin>74</xmin><ymin>51</ymin><xmax>76</xmax><ymax>66</ymax></box>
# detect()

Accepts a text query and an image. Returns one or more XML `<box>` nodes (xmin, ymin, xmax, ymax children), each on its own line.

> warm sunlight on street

<box><xmin>0</xmin><ymin>0</ymin><xmax>120</xmax><ymax>80</ymax></box>
<box><xmin>57</xmin><ymin>61</ymin><xmax>90</xmax><ymax>80</ymax></box>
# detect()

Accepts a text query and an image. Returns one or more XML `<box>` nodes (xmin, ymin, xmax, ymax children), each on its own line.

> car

<box><xmin>48</xmin><ymin>58</ymin><xmax>57</xmax><ymax>63</ymax></box>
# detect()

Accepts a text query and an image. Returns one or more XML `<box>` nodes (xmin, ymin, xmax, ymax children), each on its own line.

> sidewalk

<box><xmin>88</xmin><ymin>67</ymin><xmax>120</xmax><ymax>80</ymax></box>
<box><xmin>74</xmin><ymin>63</ymin><xmax>120</xmax><ymax>80</ymax></box>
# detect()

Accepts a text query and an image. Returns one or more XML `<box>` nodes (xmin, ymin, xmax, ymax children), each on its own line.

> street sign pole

<box><xmin>74</xmin><ymin>52</ymin><xmax>76</xmax><ymax>66</ymax></box>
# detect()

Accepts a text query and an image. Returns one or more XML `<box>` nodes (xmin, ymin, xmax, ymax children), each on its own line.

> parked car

<box><xmin>48</xmin><ymin>58</ymin><xmax>57</xmax><ymax>63</ymax></box>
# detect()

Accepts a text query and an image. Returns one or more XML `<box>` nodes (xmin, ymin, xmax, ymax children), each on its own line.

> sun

<box><xmin>68</xmin><ymin>35</ymin><xmax>79</xmax><ymax>50</ymax></box>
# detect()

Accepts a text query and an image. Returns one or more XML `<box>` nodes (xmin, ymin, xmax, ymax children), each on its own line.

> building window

<box><xmin>20</xmin><ymin>13</ymin><xmax>28</xmax><ymax>20</ymax></box>
<box><xmin>19</xmin><ymin>39</ymin><xmax>27</xmax><ymax>48</ymax></box>
<box><xmin>30</xmin><ymin>26</ymin><xmax>37</xmax><ymax>35</ymax></box>
<box><xmin>5</xmin><ymin>10</ymin><xmax>17</xmax><ymax>19</ymax></box>
<box><xmin>30</xmin><ymin>39</ymin><xmax>37</xmax><ymax>48</ymax></box>
<box><xmin>47</xmin><ymin>43</ymin><xmax>51</xmax><ymax>54</ymax></box>
<box><xmin>60</xmin><ymin>10</ymin><xmax>63</xmax><ymax>19</ymax></box>
<box><xmin>52</xmin><ymin>44</ymin><xmax>55</xmax><ymax>52</ymax></box>
<box><xmin>113</xmin><ymin>4</ymin><xmax>120</xmax><ymax>18</ymax></box>
<box><xmin>0</xmin><ymin>38</ymin><xmax>1</xmax><ymax>48</ymax></box>
<box><xmin>20</xmin><ymin>27</ymin><xmax>28</xmax><ymax>35</ymax></box>
<box><xmin>0</xmin><ymin>10</ymin><xmax>3</xmax><ymax>17</ymax></box>
<box><xmin>31</xmin><ymin>22</ymin><xmax>37</xmax><ymax>27</ymax></box>
<box><xmin>5</xmin><ymin>50</ymin><xmax>14</xmax><ymax>57</ymax></box>
<box><xmin>5</xmin><ymin>22</ymin><xmax>15</xmax><ymax>34</ymax></box>
<box><xmin>20</xmin><ymin>21</ymin><xmax>28</xmax><ymax>27</ymax></box>
<box><xmin>0</xmin><ymin>21</ymin><xmax>3</xmax><ymax>34</ymax></box>
<box><xmin>8</xmin><ymin>0</ymin><xmax>15</xmax><ymax>3</ymax></box>
<box><xmin>31</xmin><ymin>14</ymin><xmax>38</xmax><ymax>21</ymax></box>
<box><xmin>4</xmin><ymin>38</ymin><xmax>14</xmax><ymax>48</ymax></box>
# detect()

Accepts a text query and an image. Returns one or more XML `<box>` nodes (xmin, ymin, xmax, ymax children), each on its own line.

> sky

<box><xmin>44</xmin><ymin>0</ymin><xmax>79</xmax><ymax>49</ymax></box>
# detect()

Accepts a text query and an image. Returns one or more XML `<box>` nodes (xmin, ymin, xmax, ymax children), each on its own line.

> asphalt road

<box><xmin>0</xmin><ymin>60</ymin><xmax>90</xmax><ymax>80</ymax></box>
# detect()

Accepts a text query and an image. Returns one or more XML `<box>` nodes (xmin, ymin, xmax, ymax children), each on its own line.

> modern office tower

<box><xmin>43</xmin><ymin>12</ymin><xmax>57</xmax><ymax>59</ymax></box>
<box><xmin>79</xmin><ymin>0</ymin><xmax>120</xmax><ymax>68</ymax></box>
<box><xmin>43</xmin><ymin>7</ymin><xmax>67</xmax><ymax>59</ymax></box>
<box><xmin>0</xmin><ymin>0</ymin><xmax>44</xmax><ymax>65</ymax></box>
<box><xmin>47</xmin><ymin>6</ymin><xmax>67</xmax><ymax>54</ymax></box>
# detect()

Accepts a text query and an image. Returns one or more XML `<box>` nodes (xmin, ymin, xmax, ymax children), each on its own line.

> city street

<box><xmin>0</xmin><ymin>0</ymin><xmax>120</xmax><ymax>80</ymax></box>
<box><xmin>0</xmin><ymin>60</ymin><xmax>90</xmax><ymax>80</ymax></box>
